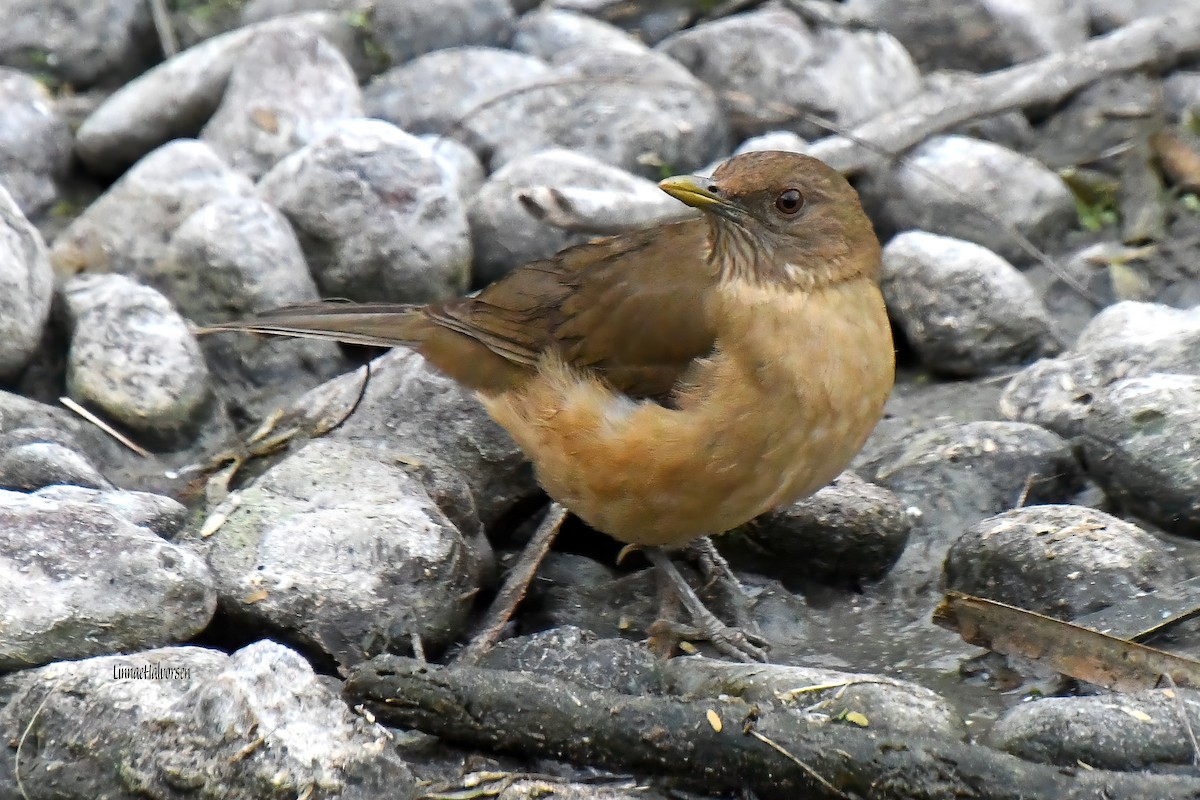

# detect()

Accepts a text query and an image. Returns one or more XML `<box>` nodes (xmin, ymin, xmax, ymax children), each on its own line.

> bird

<box><xmin>201</xmin><ymin>150</ymin><xmax>895</xmax><ymax>661</ymax></box>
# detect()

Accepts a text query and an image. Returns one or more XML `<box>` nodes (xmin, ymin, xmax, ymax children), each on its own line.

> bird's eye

<box><xmin>774</xmin><ymin>189</ymin><xmax>804</xmax><ymax>215</ymax></box>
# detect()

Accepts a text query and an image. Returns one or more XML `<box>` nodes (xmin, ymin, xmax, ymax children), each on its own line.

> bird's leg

<box><xmin>684</xmin><ymin>536</ymin><xmax>760</xmax><ymax>633</ymax></box>
<box><xmin>454</xmin><ymin>503</ymin><xmax>568</xmax><ymax>666</ymax></box>
<box><xmin>644</xmin><ymin>547</ymin><xmax>769</xmax><ymax>663</ymax></box>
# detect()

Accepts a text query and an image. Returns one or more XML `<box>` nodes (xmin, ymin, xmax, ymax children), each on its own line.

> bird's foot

<box><xmin>648</xmin><ymin>618</ymin><xmax>769</xmax><ymax>663</ymax></box>
<box><xmin>683</xmin><ymin>537</ymin><xmax>759</xmax><ymax>632</ymax></box>
<box><xmin>645</xmin><ymin>546</ymin><xmax>770</xmax><ymax>663</ymax></box>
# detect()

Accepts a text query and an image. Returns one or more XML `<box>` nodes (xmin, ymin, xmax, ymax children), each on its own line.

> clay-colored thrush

<box><xmin>203</xmin><ymin>151</ymin><xmax>895</xmax><ymax>658</ymax></box>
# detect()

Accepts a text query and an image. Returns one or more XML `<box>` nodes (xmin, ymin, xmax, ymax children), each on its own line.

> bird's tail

<box><xmin>196</xmin><ymin>302</ymin><xmax>429</xmax><ymax>348</ymax></box>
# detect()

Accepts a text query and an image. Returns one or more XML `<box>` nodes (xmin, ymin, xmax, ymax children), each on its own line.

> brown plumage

<box><xmin>202</xmin><ymin>151</ymin><xmax>895</xmax><ymax>548</ymax></box>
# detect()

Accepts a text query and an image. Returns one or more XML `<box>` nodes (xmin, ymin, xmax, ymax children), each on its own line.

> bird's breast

<box><xmin>699</xmin><ymin>276</ymin><xmax>895</xmax><ymax>514</ymax></box>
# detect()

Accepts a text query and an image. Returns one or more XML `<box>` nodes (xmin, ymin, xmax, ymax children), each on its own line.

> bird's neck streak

<box><xmin>707</xmin><ymin>217</ymin><xmax>872</xmax><ymax>293</ymax></box>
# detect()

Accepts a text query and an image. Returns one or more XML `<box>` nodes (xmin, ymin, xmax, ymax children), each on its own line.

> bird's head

<box><xmin>659</xmin><ymin>151</ymin><xmax>880</xmax><ymax>292</ymax></box>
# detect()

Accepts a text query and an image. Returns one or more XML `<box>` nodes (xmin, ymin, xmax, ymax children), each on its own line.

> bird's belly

<box><xmin>479</xmin><ymin>279</ymin><xmax>894</xmax><ymax>547</ymax></box>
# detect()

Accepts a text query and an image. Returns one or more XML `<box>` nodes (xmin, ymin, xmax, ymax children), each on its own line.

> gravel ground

<box><xmin>3</xmin><ymin>1</ymin><xmax>1200</xmax><ymax>798</ymax></box>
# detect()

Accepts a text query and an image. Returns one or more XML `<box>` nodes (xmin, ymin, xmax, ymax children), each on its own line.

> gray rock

<box><xmin>0</xmin><ymin>68</ymin><xmax>72</xmax><ymax>217</ymax></box>
<box><xmin>988</xmin><ymin>688</ymin><xmax>1200</xmax><ymax>769</ymax></box>
<box><xmin>471</xmin><ymin>46</ymin><xmax>729</xmax><ymax>176</ymax></box>
<box><xmin>1022</xmin><ymin>241</ymin><xmax>1165</xmax><ymax>346</ymax></box>
<box><xmin>0</xmin><ymin>489</ymin><xmax>216</xmax><ymax>670</ymax></box>
<box><xmin>664</xmin><ymin>657</ymin><xmax>966</xmax><ymax>740</ymax></box>
<box><xmin>159</xmin><ymin>196</ymin><xmax>319</xmax><ymax>322</ymax></box>
<box><xmin>0</xmin><ymin>186</ymin><xmax>53</xmax><ymax>381</ymax></box>
<box><xmin>881</xmin><ymin>231</ymin><xmax>1060</xmax><ymax>376</ymax></box>
<box><xmin>1085</xmin><ymin>0</ymin><xmax>1178</xmax><ymax>31</ymax></box>
<box><xmin>1033</xmin><ymin>74</ymin><xmax>1162</xmax><ymax>170</ymax></box>
<box><xmin>724</xmin><ymin>472</ymin><xmax>912</xmax><ymax>587</ymax></box>
<box><xmin>200</xmin><ymin>28</ymin><xmax>363</xmax><ymax>180</ymax></box>
<box><xmin>548</xmin><ymin>0</ymin><xmax>693</xmax><ymax>42</ymax></box>
<box><xmin>371</xmin><ymin>44</ymin><xmax>727</xmax><ymax>177</ymax></box>
<box><xmin>468</xmin><ymin>148</ymin><xmax>672</xmax><ymax>284</ymax></box>
<box><xmin>658</xmin><ymin>7</ymin><xmax>921</xmax><ymax>139</ymax></box>
<box><xmin>370</xmin><ymin>0</ymin><xmax>517</xmax><ymax>64</ymax></box>
<box><xmin>946</xmin><ymin>505</ymin><xmax>1186</xmax><ymax>619</ymax></box>
<box><xmin>33</xmin><ymin>484</ymin><xmax>187</xmax><ymax>536</ymax></box>
<box><xmin>512</xmin><ymin>8</ymin><xmax>649</xmax><ymax>62</ymax></box>
<box><xmin>245</xmin><ymin>0</ymin><xmax>517</xmax><ymax>64</ymax></box>
<box><xmin>258</xmin><ymin>119</ymin><xmax>472</xmax><ymax>303</ymax></box>
<box><xmin>1000</xmin><ymin>302</ymin><xmax>1200</xmax><ymax>440</ymax></box>
<box><xmin>0</xmin><ymin>641</ymin><xmax>416</xmax><ymax>798</ymax></box>
<box><xmin>479</xmin><ymin>626</ymin><xmax>662</xmax><ymax>695</ymax></box>
<box><xmin>50</xmin><ymin>139</ymin><xmax>256</xmax><ymax>280</ymax></box>
<box><xmin>164</xmin><ymin>195</ymin><xmax>348</xmax><ymax>420</ymax></box>
<box><xmin>843</xmin><ymin>0</ymin><xmax>1088</xmax><ymax>72</ymax></box>
<box><xmin>735</xmin><ymin>131</ymin><xmax>810</xmax><ymax>155</ymax></box>
<box><xmin>277</xmin><ymin>347</ymin><xmax>536</xmax><ymax>527</ymax></box>
<box><xmin>865</xmin><ymin>136</ymin><xmax>1076</xmax><ymax>265</ymax></box>
<box><xmin>859</xmin><ymin>420</ymin><xmax>1083</xmax><ymax>594</ymax></box>
<box><xmin>180</xmin><ymin>438</ymin><xmax>489</xmax><ymax>666</ymax></box>
<box><xmin>1080</xmin><ymin>373</ymin><xmax>1200</xmax><ymax>535</ymax></box>
<box><xmin>0</xmin><ymin>392</ymin><xmax>118</xmax><ymax>462</ymax></box>
<box><xmin>420</xmin><ymin>134</ymin><xmax>487</xmax><ymax>202</ymax></box>
<box><xmin>1164</xmin><ymin>70</ymin><xmax>1200</xmax><ymax>121</ymax></box>
<box><xmin>0</xmin><ymin>0</ymin><xmax>156</xmax><ymax>88</ymax></box>
<box><xmin>63</xmin><ymin>273</ymin><xmax>213</xmax><ymax>443</ymax></box>
<box><xmin>0</xmin><ymin>441</ymin><xmax>112</xmax><ymax>491</ymax></box>
<box><xmin>364</xmin><ymin>46</ymin><xmax>551</xmax><ymax>137</ymax></box>
<box><xmin>525</xmin><ymin>551</ymin><xmax>652</xmax><ymax>638</ymax></box>
<box><xmin>74</xmin><ymin>12</ymin><xmax>366</xmax><ymax>174</ymax></box>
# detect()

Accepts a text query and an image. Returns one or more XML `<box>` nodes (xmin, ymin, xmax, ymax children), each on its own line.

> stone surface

<box><xmin>74</xmin><ymin>12</ymin><xmax>365</xmax><ymax>174</ymax></box>
<box><xmin>420</xmin><ymin>134</ymin><xmax>487</xmax><ymax>202</ymax></box>
<box><xmin>725</xmin><ymin>472</ymin><xmax>912</xmax><ymax>587</ymax></box>
<box><xmin>180</xmin><ymin>438</ymin><xmax>490</xmax><ymax>667</ymax></box>
<box><xmin>881</xmin><ymin>231</ymin><xmax>1061</xmax><ymax>376</ymax></box>
<box><xmin>1000</xmin><ymin>302</ymin><xmax>1200</xmax><ymax>440</ymax></box>
<box><xmin>0</xmin><ymin>185</ymin><xmax>54</xmax><ymax>381</ymax></box>
<box><xmin>364</xmin><ymin>46</ymin><xmax>551</xmax><ymax>139</ymax></box>
<box><xmin>0</xmin><ymin>440</ymin><xmax>112</xmax><ymax>492</ymax></box>
<box><xmin>0</xmin><ymin>489</ymin><xmax>216</xmax><ymax>670</ymax></box>
<box><xmin>244</xmin><ymin>0</ymin><xmax>517</xmax><ymax>65</ymax></box>
<box><xmin>468</xmin><ymin>148</ymin><xmax>675</xmax><ymax>284</ymax></box>
<box><xmin>50</xmin><ymin>139</ymin><xmax>256</xmax><ymax>280</ymax></box>
<box><xmin>664</xmin><ymin>656</ymin><xmax>966</xmax><ymax>740</ymax></box>
<box><xmin>945</xmin><ymin>505</ymin><xmax>1186</xmax><ymax>619</ymax></box>
<box><xmin>0</xmin><ymin>68</ymin><xmax>72</xmax><ymax>217</ymax></box>
<box><xmin>512</xmin><ymin>7</ymin><xmax>648</xmax><ymax>62</ymax></box>
<box><xmin>0</xmin><ymin>641</ymin><xmax>416</xmax><ymax>798</ymax></box>
<box><xmin>1080</xmin><ymin>373</ymin><xmax>1200</xmax><ymax>535</ymax></box>
<box><xmin>62</xmin><ymin>273</ymin><xmax>214</xmax><ymax>444</ymax></box>
<box><xmin>0</xmin><ymin>0</ymin><xmax>156</xmax><ymax>87</ymax></box>
<box><xmin>200</xmin><ymin>28</ymin><xmax>363</xmax><ymax>180</ymax></box>
<box><xmin>865</xmin><ymin>135</ymin><xmax>1076</xmax><ymax>265</ymax></box>
<box><xmin>33</xmin><ymin>484</ymin><xmax>187</xmax><ymax>537</ymax></box>
<box><xmin>163</xmin><ymin>195</ymin><xmax>348</xmax><ymax>422</ymax></box>
<box><xmin>479</xmin><ymin>626</ymin><xmax>662</xmax><ymax>695</ymax></box>
<box><xmin>859</xmin><ymin>420</ymin><xmax>1083</xmax><ymax>594</ymax></box>
<box><xmin>277</xmin><ymin>347</ymin><xmax>537</xmax><ymax>528</ymax></box>
<box><xmin>372</xmin><ymin>44</ymin><xmax>728</xmax><ymax>177</ymax></box>
<box><xmin>844</xmin><ymin>0</ymin><xmax>1088</xmax><ymax>71</ymax></box>
<box><xmin>988</xmin><ymin>688</ymin><xmax>1200</xmax><ymax>769</ymax></box>
<box><xmin>258</xmin><ymin>119</ymin><xmax>473</xmax><ymax>304</ymax></box>
<box><xmin>658</xmin><ymin>7</ymin><xmax>921</xmax><ymax>139</ymax></box>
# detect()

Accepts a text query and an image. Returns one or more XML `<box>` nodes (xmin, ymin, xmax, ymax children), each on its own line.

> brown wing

<box><xmin>201</xmin><ymin>218</ymin><xmax>719</xmax><ymax>400</ymax></box>
<box><xmin>428</xmin><ymin>217</ymin><xmax>718</xmax><ymax>399</ymax></box>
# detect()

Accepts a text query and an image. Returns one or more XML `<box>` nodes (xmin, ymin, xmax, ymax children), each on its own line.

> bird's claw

<box><xmin>648</xmin><ymin>618</ymin><xmax>769</xmax><ymax>663</ymax></box>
